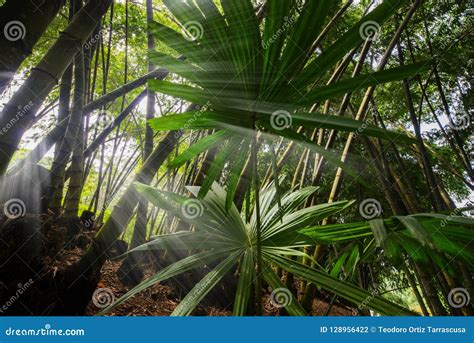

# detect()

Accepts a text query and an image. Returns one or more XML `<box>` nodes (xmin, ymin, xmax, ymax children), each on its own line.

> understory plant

<box><xmin>101</xmin><ymin>181</ymin><xmax>474</xmax><ymax>316</ymax></box>
<box><xmin>103</xmin><ymin>181</ymin><xmax>421</xmax><ymax>316</ymax></box>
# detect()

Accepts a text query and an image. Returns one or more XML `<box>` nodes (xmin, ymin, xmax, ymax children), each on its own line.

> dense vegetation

<box><xmin>0</xmin><ymin>0</ymin><xmax>472</xmax><ymax>316</ymax></box>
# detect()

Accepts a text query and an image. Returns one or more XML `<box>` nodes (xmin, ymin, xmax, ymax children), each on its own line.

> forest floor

<box><xmin>0</xmin><ymin>215</ymin><xmax>354</xmax><ymax>316</ymax></box>
<box><xmin>52</xmin><ymin>248</ymin><xmax>354</xmax><ymax>316</ymax></box>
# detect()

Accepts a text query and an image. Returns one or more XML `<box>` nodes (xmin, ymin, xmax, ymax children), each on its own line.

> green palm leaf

<box><xmin>262</xmin><ymin>260</ymin><xmax>307</xmax><ymax>316</ymax></box>
<box><xmin>233</xmin><ymin>250</ymin><xmax>254</xmax><ymax>316</ymax></box>
<box><xmin>99</xmin><ymin>249</ymin><xmax>230</xmax><ymax>315</ymax></box>
<box><xmin>109</xmin><ymin>182</ymin><xmax>420</xmax><ymax>316</ymax></box>
<box><xmin>269</xmin><ymin>254</ymin><xmax>417</xmax><ymax>316</ymax></box>
<box><xmin>172</xmin><ymin>249</ymin><xmax>242</xmax><ymax>316</ymax></box>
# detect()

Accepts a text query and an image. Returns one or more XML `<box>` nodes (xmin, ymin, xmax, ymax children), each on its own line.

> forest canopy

<box><xmin>0</xmin><ymin>0</ymin><xmax>472</xmax><ymax>317</ymax></box>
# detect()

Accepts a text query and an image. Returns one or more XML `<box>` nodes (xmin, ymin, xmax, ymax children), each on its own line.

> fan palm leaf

<box><xmin>146</xmin><ymin>0</ymin><xmax>427</xmax><ymax>198</ymax></box>
<box><xmin>100</xmin><ymin>181</ymin><xmax>429</xmax><ymax>316</ymax></box>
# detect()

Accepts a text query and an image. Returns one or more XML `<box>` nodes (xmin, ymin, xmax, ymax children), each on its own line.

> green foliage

<box><xmin>101</xmin><ymin>181</ymin><xmax>419</xmax><ymax>316</ymax></box>
<box><xmin>146</xmin><ymin>0</ymin><xmax>427</xmax><ymax>199</ymax></box>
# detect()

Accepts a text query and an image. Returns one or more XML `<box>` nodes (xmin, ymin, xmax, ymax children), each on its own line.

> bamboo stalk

<box><xmin>0</xmin><ymin>0</ymin><xmax>65</xmax><ymax>94</ymax></box>
<box><xmin>327</xmin><ymin>0</ymin><xmax>421</xmax><ymax>204</ymax></box>
<box><xmin>0</xmin><ymin>0</ymin><xmax>114</xmax><ymax>175</ymax></box>
<box><xmin>121</xmin><ymin>0</ymin><xmax>158</xmax><ymax>286</ymax></box>
<box><xmin>64</xmin><ymin>3</ymin><xmax>87</xmax><ymax>218</ymax></box>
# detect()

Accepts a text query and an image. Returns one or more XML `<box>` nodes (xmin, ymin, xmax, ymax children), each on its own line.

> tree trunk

<box><xmin>53</xmin><ymin>127</ymin><xmax>184</xmax><ymax>314</ymax></box>
<box><xmin>414</xmin><ymin>262</ymin><xmax>447</xmax><ymax>316</ymax></box>
<box><xmin>48</xmin><ymin>0</ymin><xmax>87</xmax><ymax>214</ymax></box>
<box><xmin>66</xmin><ymin>108</ymin><xmax>199</xmax><ymax>312</ymax></box>
<box><xmin>360</xmin><ymin>135</ymin><xmax>408</xmax><ymax>215</ymax></box>
<box><xmin>401</xmin><ymin>261</ymin><xmax>430</xmax><ymax>316</ymax></box>
<box><xmin>50</xmin><ymin>72</ymin><xmax>73</xmax><ymax>210</ymax></box>
<box><xmin>50</xmin><ymin>0</ymin><xmax>78</xmax><ymax>212</ymax></box>
<box><xmin>0</xmin><ymin>0</ymin><xmax>65</xmax><ymax>94</ymax></box>
<box><xmin>420</xmin><ymin>13</ymin><xmax>473</xmax><ymax>181</ymax></box>
<box><xmin>396</xmin><ymin>41</ymin><xmax>446</xmax><ymax>211</ymax></box>
<box><xmin>17</xmin><ymin>72</ymin><xmax>167</xmax><ymax>169</ymax></box>
<box><xmin>118</xmin><ymin>0</ymin><xmax>157</xmax><ymax>287</ymax></box>
<box><xmin>305</xmin><ymin>2</ymin><xmax>422</xmax><ymax>307</ymax></box>
<box><xmin>79</xmin><ymin>129</ymin><xmax>183</xmax><ymax>262</ymax></box>
<box><xmin>53</xmin><ymin>65</ymin><xmax>73</xmax><ymax>168</ymax></box>
<box><xmin>0</xmin><ymin>0</ymin><xmax>113</xmax><ymax>175</ymax></box>
<box><xmin>63</xmin><ymin>21</ymin><xmax>86</xmax><ymax>219</ymax></box>
<box><xmin>327</xmin><ymin>0</ymin><xmax>420</xmax><ymax>204</ymax></box>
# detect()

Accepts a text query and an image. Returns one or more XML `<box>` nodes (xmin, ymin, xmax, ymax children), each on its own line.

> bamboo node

<box><xmin>31</xmin><ymin>68</ymin><xmax>59</xmax><ymax>84</ymax></box>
